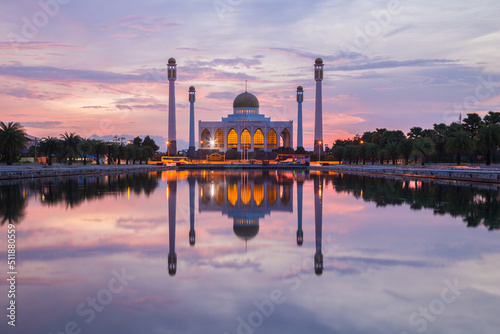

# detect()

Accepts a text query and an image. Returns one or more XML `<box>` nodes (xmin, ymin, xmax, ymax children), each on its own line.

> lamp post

<box><xmin>318</xmin><ymin>141</ymin><xmax>322</xmax><ymax>164</ymax></box>
<box><xmin>166</xmin><ymin>141</ymin><xmax>170</xmax><ymax>156</ymax></box>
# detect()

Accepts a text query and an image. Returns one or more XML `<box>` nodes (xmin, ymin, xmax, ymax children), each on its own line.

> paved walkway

<box><xmin>0</xmin><ymin>164</ymin><xmax>174</xmax><ymax>180</ymax></box>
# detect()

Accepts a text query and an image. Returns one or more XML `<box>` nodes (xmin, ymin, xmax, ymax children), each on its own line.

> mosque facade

<box><xmin>198</xmin><ymin>91</ymin><xmax>293</xmax><ymax>153</ymax></box>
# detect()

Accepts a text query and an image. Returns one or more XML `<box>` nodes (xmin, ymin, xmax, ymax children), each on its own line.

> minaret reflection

<box><xmin>296</xmin><ymin>180</ymin><xmax>304</xmax><ymax>246</ymax></box>
<box><xmin>188</xmin><ymin>177</ymin><xmax>196</xmax><ymax>246</ymax></box>
<box><xmin>168</xmin><ymin>180</ymin><xmax>177</xmax><ymax>276</ymax></box>
<box><xmin>314</xmin><ymin>175</ymin><xmax>323</xmax><ymax>276</ymax></box>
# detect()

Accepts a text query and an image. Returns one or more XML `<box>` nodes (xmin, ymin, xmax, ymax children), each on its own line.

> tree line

<box><xmin>329</xmin><ymin>112</ymin><xmax>500</xmax><ymax>165</ymax></box>
<box><xmin>0</xmin><ymin>121</ymin><xmax>160</xmax><ymax>165</ymax></box>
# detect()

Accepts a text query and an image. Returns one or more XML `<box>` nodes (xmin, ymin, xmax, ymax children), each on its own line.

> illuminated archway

<box><xmin>227</xmin><ymin>129</ymin><xmax>238</xmax><ymax>149</ymax></box>
<box><xmin>201</xmin><ymin>129</ymin><xmax>211</xmax><ymax>148</ymax></box>
<box><xmin>241</xmin><ymin>184</ymin><xmax>251</xmax><ymax>205</ymax></box>
<box><xmin>267</xmin><ymin>184</ymin><xmax>277</xmax><ymax>205</ymax></box>
<box><xmin>215</xmin><ymin>129</ymin><xmax>224</xmax><ymax>148</ymax></box>
<box><xmin>241</xmin><ymin>129</ymin><xmax>251</xmax><ymax>149</ymax></box>
<box><xmin>228</xmin><ymin>183</ymin><xmax>238</xmax><ymax>206</ymax></box>
<box><xmin>254</xmin><ymin>129</ymin><xmax>264</xmax><ymax>149</ymax></box>
<box><xmin>254</xmin><ymin>183</ymin><xmax>264</xmax><ymax>206</ymax></box>
<box><xmin>267</xmin><ymin>129</ymin><xmax>277</xmax><ymax>149</ymax></box>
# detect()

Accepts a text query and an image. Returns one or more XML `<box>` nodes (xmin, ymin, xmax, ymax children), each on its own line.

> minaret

<box><xmin>188</xmin><ymin>176</ymin><xmax>196</xmax><ymax>246</ymax></box>
<box><xmin>296</xmin><ymin>180</ymin><xmax>304</xmax><ymax>246</ymax></box>
<box><xmin>296</xmin><ymin>86</ymin><xmax>304</xmax><ymax>151</ymax></box>
<box><xmin>188</xmin><ymin>86</ymin><xmax>196</xmax><ymax>158</ymax></box>
<box><xmin>314</xmin><ymin>175</ymin><xmax>323</xmax><ymax>276</ymax></box>
<box><xmin>167</xmin><ymin>58</ymin><xmax>177</xmax><ymax>156</ymax></box>
<box><xmin>314</xmin><ymin>58</ymin><xmax>324</xmax><ymax>156</ymax></box>
<box><xmin>168</xmin><ymin>180</ymin><xmax>177</xmax><ymax>276</ymax></box>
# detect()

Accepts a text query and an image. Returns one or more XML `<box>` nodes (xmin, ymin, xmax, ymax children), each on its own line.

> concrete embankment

<box><xmin>309</xmin><ymin>164</ymin><xmax>500</xmax><ymax>185</ymax></box>
<box><xmin>0</xmin><ymin>164</ymin><xmax>174</xmax><ymax>180</ymax></box>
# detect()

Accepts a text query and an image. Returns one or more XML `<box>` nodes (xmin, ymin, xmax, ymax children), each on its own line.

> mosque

<box><xmin>166</xmin><ymin>57</ymin><xmax>325</xmax><ymax>157</ymax></box>
<box><xmin>198</xmin><ymin>91</ymin><xmax>293</xmax><ymax>153</ymax></box>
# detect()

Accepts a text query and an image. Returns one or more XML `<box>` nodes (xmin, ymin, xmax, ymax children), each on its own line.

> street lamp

<box><xmin>166</xmin><ymin>141</ymin><xmax>170</xmax><ymax>156</ymax></box>
<box><xmin>318</xmin><ymin>141</ymin><xmax>322</xmax><ymax>164</ymax></box>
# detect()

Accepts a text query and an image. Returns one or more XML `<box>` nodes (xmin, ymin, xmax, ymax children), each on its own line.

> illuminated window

<box><xmin>267</xmin><ymin>184</ymin><xmax>277</xmax><ymax>205</ymax></box>
<box><xmin>254</xmin><ymin>129</ymin><xmax>264</xmax><ymax>149</ymax></box>
<box><xmin>241</xmin><ymin>184</ymin><xmax>251</xmax><ymax>205</ymax></box>
<box><xmin>228</xmin><ymin>129</ymin><xmax>238</xmax><ymax>149</ymax></box>
<box><xmin>267</xmin><ymin>129</ymin><xmax>277</xmax><ymax>148</ymax></box>
<box><xmin>201</xmin><ymin>129</ymin><xmax>210</xmax><ymax>148</ymax></box>
<box><xmin>215</xmin><ymin>129</ymin><xmax>224</xmax><ymax>148</ymax></box>
<box><xmin>228</xmin><ymin>183</ymin><xmax>238</xmax><ymax>206</ymax></box>
<box><xmin>254</xmin><ymin>183</ymin><xmax>264</xmax><ymax>206</ymax></box>
<box><xmin>241</xmin><ymin>129</ymin><xmax>251</xmax><ymax>149</ymax></box>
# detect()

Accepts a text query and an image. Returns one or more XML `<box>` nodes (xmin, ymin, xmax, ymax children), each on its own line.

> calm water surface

<box><xmin>1</xmin><ymin>170</ymin><xmax>499</xmax><ymax>334</ymax></box>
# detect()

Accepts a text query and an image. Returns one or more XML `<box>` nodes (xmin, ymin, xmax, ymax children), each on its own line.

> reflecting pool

<box><xmin>0</xmin><ymin>170</ymin><xmax>499</xmax><ymax>334</ymax></box>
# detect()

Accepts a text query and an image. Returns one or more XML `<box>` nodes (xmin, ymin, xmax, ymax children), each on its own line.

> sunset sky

<box><xmin>1</xmin><ymin>0</ymin><xmax>499</xmax><ymax>150</ymax></box>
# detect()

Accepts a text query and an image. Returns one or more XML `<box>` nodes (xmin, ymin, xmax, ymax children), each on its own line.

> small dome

<box><xmin>233</xmin><ymin>92</ymin><xmax>259</xmax><ymax>109</ymax></box>
<box><xmin>233</xmin><ymin>224</ymin><xmax>259</xmax><ymax>240</ymax></box>
<box><xmin>168</xmin><ymin>58</ymin><xmax>176</xmax><ymax>64</ymax></box>
<box><xmin>315</xmin><ymin>58</ymin><xmax>323</xmax><ymax>64</ymax></box>
<box><xmin>297</xmin><ymin>86</ymin><xmax>303</xmax><ymax>91</ymax></box>
<box><xmin>189</xmin><ymin>86</ymin><xmax>195</xmax><ymax>91</ymax></box>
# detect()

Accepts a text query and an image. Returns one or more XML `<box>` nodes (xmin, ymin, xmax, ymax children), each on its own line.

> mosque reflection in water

<box><xmin>165</xmin><ymin>170</ymin><xmax>325</xmax><ymax>276</ymax></box>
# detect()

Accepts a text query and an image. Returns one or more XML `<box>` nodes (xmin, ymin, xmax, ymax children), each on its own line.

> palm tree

<box><xmin>79</xmin><ymin>139</ymin><xmax>93</xmax><ymax>165</ymax></box>
<box><xmin>445</xmin><ymin>131</ymin><xmax>473</xmax><ymax>165</ymax></box>
<box><xmin>398</xmin><ymin>138</ymin><xmax>414</xmax><ymax>165</ymax></box>
<box><xmin>0</xmin><ymin>122</ymin><xmax>28</xmax><ymax>165</ymax></box>
<box><xmin>413</xmin><ymin>137</ymin><xmax>435</xmax><ymax>166</ymax></box>
<box><xmin>477</xmin><ymin>124</ymin><xmax>500</xmax><ymax>165</ymax></box>
<box><xmin>385</xmin><ymin>142</ymin><xmax>399</xmax><ymax>165</ymax></box>
<box><xmin>365</xmin><ymin>143</ymin><xmax>379</xmax><ymax>165</ymax></box>
<box><xmin>89</xmin><ymin>139</ymin><xmax>107</xmax><ymax>165</ymax></box>
<box><xmin>60</xmin><ymin>132</ymin><xmax>82</xmax><ymax>165</ymax></box>
<box><xmin>39</xmin><ymin>137</ymin><xmax>61</xmax><ymax>165</ymax></box>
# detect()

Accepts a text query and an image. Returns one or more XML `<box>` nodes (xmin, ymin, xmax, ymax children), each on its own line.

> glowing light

<box><xmin>166</xmin><ymin>186</ymin><xmax>169</xmax><ymax>199</ymax></box>
<box><xmin>128</xmin><ymin>187</ymin><xmax>130</xmax><ymax>200</ymax></box>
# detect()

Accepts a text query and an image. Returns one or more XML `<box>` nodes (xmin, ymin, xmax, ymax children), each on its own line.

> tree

<box><xmin>433</xmin><ymin>123</ymin><xmax>448</xmax><ymax>162</ymax></box>
<box><xmin>445</xmin><ymin>131</ymin><xmax>473</xmax><ymax>165</ymax></box>
<box><xmin>0</xmin><ymin>122</ymin><xmax>28</xmax><ymax>165</ymax></box>
<box><xmin>365</xmin><ymin>143</ymin><xmax>379</xmax><ymax>165</ymax></box>
<box><xmin>133</xmin><ymin>136</ymin><xmax>142</xmax><ymax>146</ymax></box>
<box><xmin>413</xmin><ymin>137</ymin><xmax>435</xmax><ymax>166</ymax></box>
<box><xmin>79</xmin><ymin>139</ymin><xmax>93</xmax><ymax>165</ymax></box>
<box><xmin>477</xmin><ymin>124</ymin><xmax>500</xmax><ymax>165</ymax></box>
<box><xmin>39</xmin><ymin>137</ymin><xmax>61</xmax><ymax>166</ymax></box>
<box><xmin>90</xmin><ymin>139</ymin><xmax>107</xmax><ymax>165</ymax></box>
<box><xmin>385</xmin><ymin>142</ymin><xmax>399</xmax><ymax>165</ymax></box>
<box><xmin>484</xmin><ymin>111</ymin><xmax>500</xmax><ymax>126</ymax></box>
<box><xmin>407</xmin><ymin>127</ymin><xmax>423</xmax><ymax>140</ymax></box>
<box><xmin>107</xmin><ymin>143</ymin><xmax>117</xmax><ymax>165</ymax></box>
<box><xmin>398</xmin><ymin>138</ymin><xmax>413</xmax><ymax>165</ymax></box>
<box><xmin>60</xmin><ymin>132</ymin><xmax>82</xmax><ymax>165</ymax></box>
<box><xmin>143</xmin><ymin>136</ymin><xmax>159</xmax><ymax>152</ymax></box>
<box><xmin>462</xmin><ymin>113</ymin><xmax>482</xmax><ymax>138</ymax></box>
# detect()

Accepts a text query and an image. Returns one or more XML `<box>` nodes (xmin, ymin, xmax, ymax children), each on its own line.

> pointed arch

<box><xmin>241</xmin><ymin>128</ymin><xmax>251</xmax><ymax>149</ymax></box>
<box><xmin>201</xmin><ymin>129</ymin><xmax>211</xmax><ymax>148</ymax></box>
<box><xmin>254</xmin><ymin>128</ymin><xmax>264</xmax><ymax>149</ymax></box>
<box><xmin>215</xmin><ymin>129</ymin><xmax>224</xmax><ymax>148</ymax></box>
<box><xmin>281</xmin><ymin>128</ymin><xmax>291</xmax><ymax>148</ymax></box>
<box><xmin>227</xmin><ymin>128</ymin><xmax>237</xmax><ymax>149</ymax></box>
<box><xmin>267</xmin><ymin>129</ymin><xmax>277</xmax><ymax>149</ymax></box>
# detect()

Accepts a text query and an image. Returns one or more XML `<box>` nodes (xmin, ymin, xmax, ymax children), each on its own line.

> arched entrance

<box><xmin>267</xmin><ymin>129</ymin><xmax>277</xmax><ymax>149</ymax></box>
<box><xmin>254</xmin><ymin>129</ymin><xmax>264</xmax><ymax>149</ymax></box>
<box><xmin>281</xmin><ymin>129</ymin><xmax>291</xmax><ymax>148</ymax></box>
<box><xmin>215</xmin><ymin>129</ymin><xmax>224</xmax><ymax>148</ymax></box>
<box><xmin>201</xmin><ymin>129</ymin><xmax>211</xmax><ymax>148</ymax></box>
<box><xmin>227</xmin><ymin>128</ymin><xmax>237</xmax><ymax>149</ymax></box>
